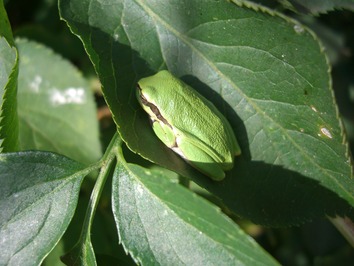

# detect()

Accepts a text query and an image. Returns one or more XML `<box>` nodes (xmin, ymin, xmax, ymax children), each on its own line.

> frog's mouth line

<box><xmin>137</xmin><ymin>84</ymin><xmax>172</xmax><ymax>129</ymax></box>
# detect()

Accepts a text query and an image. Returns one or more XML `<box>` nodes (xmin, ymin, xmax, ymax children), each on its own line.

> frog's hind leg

<box><xmin>175</xmin><ymin>138</ymin><xmax>225</xmax><ymax>181</ymax></box>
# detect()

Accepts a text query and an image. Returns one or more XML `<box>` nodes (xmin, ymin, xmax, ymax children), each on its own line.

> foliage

<box><xmin>1</xmin><ymin>0</ymin><xmax>354</xmax><ymax>265</ymax></box>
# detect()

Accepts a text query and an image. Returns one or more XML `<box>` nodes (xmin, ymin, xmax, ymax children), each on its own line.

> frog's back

<box><xmin>153</xmin><ymin>71</ymin><xmax>239</xmax><ymax>163</ymax></box>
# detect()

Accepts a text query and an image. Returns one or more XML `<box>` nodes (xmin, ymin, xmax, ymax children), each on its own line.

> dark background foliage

<box><xmin>3</xmin><ymin>0</ymin><xmax>354</xmax><ymax>264</ymax></box>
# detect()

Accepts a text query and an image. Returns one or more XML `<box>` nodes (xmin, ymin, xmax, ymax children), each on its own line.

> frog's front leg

<box><xmin>152</xmin><ymin>120</ymin><xmax>176</xmax><ymax>147</ymax></box>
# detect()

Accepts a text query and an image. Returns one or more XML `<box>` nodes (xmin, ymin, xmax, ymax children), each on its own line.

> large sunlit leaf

<box><xmin>59</xmin><ymin>0</ymin><xmax>354</xmax><ymax>225</ymax></box>
<box><xmin>16</xmin><ymin>38</ymin><xmax>101</xmax><ymax>164</ymax></box>
<box><xmin>0</xmin><ymin>152</ymin><xmax>86</xmax><ymax>265</ymax></box>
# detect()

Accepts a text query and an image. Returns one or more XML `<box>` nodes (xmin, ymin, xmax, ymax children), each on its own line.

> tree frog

<box><xmin>136</xmin><ymin>70</ymin><xmax>241</xmax><ymax>181</ymax></box>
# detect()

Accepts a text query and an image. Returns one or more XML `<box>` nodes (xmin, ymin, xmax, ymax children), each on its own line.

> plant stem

<box><xmin>329</xmin><ymin>216</ymin><xmax>354</xmax><ymax>248</ymax></box>
<box><xmin>78</xmin><ymin>133</ymin><xmax>119</xmax><ymax>246</ymax></box>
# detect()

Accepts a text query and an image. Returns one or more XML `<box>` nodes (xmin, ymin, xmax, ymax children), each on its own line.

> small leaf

<box><xmin>0</xmin><ymin>0</ymin><xmax>14</xmax><ymax>46</ymax></box>
<box><xmin>16</xmin><ymin>39</ymin><xmax>101</xmax><ymax>164</ymax></box>
<box><xmin>284</xmin><ymin>0</ymin><xmax>354</xmax><ymax>14</ymax></box>
<box><xmin>0</xmin><ymin>37</ymin><xmax>19</xmax><ymax>152</ymax></box>
<box><xmin>0</xmin><ymin>38</ymin><xmax>16</xmax><ymax>99</ymax></box>
<box><xmin>0</xmin><ymin>2</ymin><xmax>19</xmax><ymax>152</ymax></box>
<box><xmin>112</xmin><ymin>162</ymin><xmax>279</xmax><ymax>265</ymax></box>
<box><xmin>0</xmin><ymin>151</ymin><xmax>86</xmax><ymax>265</ymax></box>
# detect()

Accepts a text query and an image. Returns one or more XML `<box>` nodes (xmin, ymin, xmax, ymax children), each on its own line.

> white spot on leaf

<box><xmin>311</xmin><ymin>106</ymin><xmax>318</xmax><ymax>112</ymax></box>
<box><xmin>135</xmin><ymin>183</ymin><xmax>144</xmax><ymax>197</ymax></box>
<box><xmin>320</xmin><ymin>127</ymin><xmax>333</xmax><ymax>139</ymax></box>
<box><xmin>29</xmin><ymin>75</ymin><xmax>42</xmax><ymax>93</ymax></box>
<box><xmin>294</xmin><ymin>24</ymin><xmax>304</xmax><ymax>34</ymax></box>
<box><xmin>50</xmin><ymin>87</ymin><xmax>86</xmax><ymax>106</ymax></box>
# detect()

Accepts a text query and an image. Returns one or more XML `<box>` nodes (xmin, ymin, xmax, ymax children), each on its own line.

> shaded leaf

<box><xmin>0</xmin><ymin>151</ymin><xmax>86</xmax><ymax>265</ymax></box>
<box><xmin>16</xmin><ymin>38</ymin><xmax>101</xmax><ymax>164</ymax></box>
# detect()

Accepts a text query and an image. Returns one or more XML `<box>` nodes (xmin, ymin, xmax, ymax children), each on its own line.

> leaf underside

<box><xmin>0</xmin><ymin>152</ymin><xmax>85</xmax><ymax>265</ymax></box>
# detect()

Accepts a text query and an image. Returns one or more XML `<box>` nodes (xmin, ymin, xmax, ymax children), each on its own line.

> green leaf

<box><xmin>59</xmin><ymin>0</ymin><xmax>354</xmax><ymax>225</ymax></box>
<box><xmin>0</xmin><ymin>37</ymin><xmax>19</xmax><ymax>152</ymax></box>
<box><xmin>16</xmin><ymin>38</ymin><xmax>101</xmax><ymax>165</ymax></box>
<box><xmin>283</xmin><ymin>0</ymin><xmax>354</xmax><ymax>14</ymax></box>
<box><xmin>0</xmin><ymin>1</ymin><xmax>19</xmax><ymax>152</ymax></box>
<box><xmin>0</xmin><ymin>0</ymin><xmax>14</xmax><ymax>46</ymax></box>
<box><xmin>0</xmin><ymin>152</ymin><xmax>86</xmax><ymax>265</ymax></box>
<box><xmin>112</xmin><ymin>161</ymin><xmax>279</xmax><ymax>265</ymax></box>
<box><xmin>0</xmin><ymin>37</ymin><xmax>16</xmax><ymax>107</ymax></box>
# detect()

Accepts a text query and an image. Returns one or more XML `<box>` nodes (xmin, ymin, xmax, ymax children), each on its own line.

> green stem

<box><xmin>78</xmin><ymin>133</ymin><xmax>119</xmax><ymax>245</ymax></box>
<box><xmin>329</xmin><ymin>216</ymin><xmax>354</xmax><ymax>248</ymax></box>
